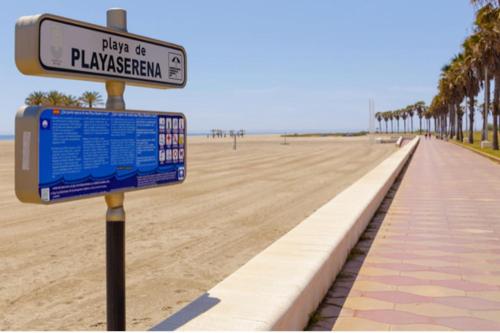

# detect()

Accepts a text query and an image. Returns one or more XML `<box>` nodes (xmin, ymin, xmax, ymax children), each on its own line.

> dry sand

<box><xmin>0</xmin><ymin>135</ymin><xmax>395</xmax><ymax>330</ymax></box>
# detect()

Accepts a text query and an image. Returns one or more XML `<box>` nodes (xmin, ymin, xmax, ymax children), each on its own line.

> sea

<box><xmin>0</xmin><ymin>135</ymin><xmax>14</xmax><ymax>141</ymax></box>
<box><xmin>0</xmin><ymin>129</ymin><xmax>363</xmax><ymax>140</ymax></box>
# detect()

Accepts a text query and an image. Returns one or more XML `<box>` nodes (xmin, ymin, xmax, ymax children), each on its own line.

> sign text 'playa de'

<box><xmin>15</xmin><ymin>14</ymin><xmax>187</xmax><ymax>88</ymax></box>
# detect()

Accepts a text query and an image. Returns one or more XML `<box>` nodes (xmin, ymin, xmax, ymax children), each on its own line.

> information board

<box><xmin>15</xmin><ymin>14</ymin><xmax>187</xmax><ymax>89</ymax></box>
<box><xmin>15</xmin><ymin>106</ymin><xmax>186</xmax><ymax>204</ymax></box>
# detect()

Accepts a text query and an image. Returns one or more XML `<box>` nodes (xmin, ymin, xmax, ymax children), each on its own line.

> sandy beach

<box><xmin>0</xmin><ymin>135</ymin><xmax>395</xmax><ymax>330</ymax></box>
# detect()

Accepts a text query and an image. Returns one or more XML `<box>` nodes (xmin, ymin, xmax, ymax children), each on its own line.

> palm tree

<box><xmin>382</xmin><ymin>112</ymin><xmax>390</xmax><ymax>134</ymax></box>
<box><xmin>473</xmin><ymin>3</ymin><xmax>500</xmax><ymax>146</ymax></box>
<box><xmin>25</xmin><ymin>91</ymin><xmax>46</xmax><ymax>106</ymax></box>
<box><xmin>394</xmin><ymin>110</ymin><xmax>401</xmax><ymax>133</ymax></box>
<box><xmin>388</xmin><ymin>111</ymin><xmax>394</xmax><ymax>133</ymax></box>
<box><xmin>462</xmin><ymin>35</ymin><xmax>481</xmax><ymax>143</ymax></box>
<box><xmin>415</xmin><ymin>101</ymin><xmax>426</xmax><ymax>134</ymax></box>
<box><xmin>80</xmin><ymin>91</ymin><xmax>103</xmax><ymax>108</ymax></box>
<box><xmin>406</xmin><ymin>105</ymin><xmax>415</xmax><ymax>133</ymax></box>
<box><xmin>375</xmin><ymin>112</ymin><xmax>383</xmax><ymax>133</ymax></box>
<box><xmin>401</xmin><ymin>109</ymin><xmax>408</xmax><ymax>133</ymax></box>
<box><xmin>45</xmin><ymin>90</ymin><xmax>65</xmax><ymax>105</ymax></box>
<box><xmin>62</xmin><ymin>95</ymin><xmax>81</xmax><ymax>107</ymax></box>
<box><xmin>424</xmin><ymin>109</ymin><xmax>432</xmax><ymax>133</ymax></box>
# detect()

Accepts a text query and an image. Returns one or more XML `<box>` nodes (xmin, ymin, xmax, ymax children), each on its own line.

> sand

<box><xmin>0</xmin><ymin>135</ymin><xmax>395</xmax><ymax>330</ymax></box>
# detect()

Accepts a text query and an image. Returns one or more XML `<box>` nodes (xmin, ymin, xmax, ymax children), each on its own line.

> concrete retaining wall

<box><xmin>152</xmin><ymin>137</ymin><xmax>420</xmax><ymax>331</ymax></box>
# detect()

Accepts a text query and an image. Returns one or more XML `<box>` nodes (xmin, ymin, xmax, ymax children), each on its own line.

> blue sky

<box><xmin>0</xmin><ymin>1</ymin><xmax>475</xmax><ymax>134</ymax></box>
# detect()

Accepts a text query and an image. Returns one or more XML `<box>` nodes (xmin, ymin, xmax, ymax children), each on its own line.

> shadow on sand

<box><xmin>150</xmin><ymin>293</ymin><xmax>220</xmax><ymax>331</ymax></box>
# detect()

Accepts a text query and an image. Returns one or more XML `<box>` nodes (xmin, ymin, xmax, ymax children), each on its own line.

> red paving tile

<box><xmin>436</xmin><ymin>296</ymin><xmax>500</xmax><ymax>311</ymax></box>
<box><xmin>433</xmin><ymin>316</ymin><xmax>500</xmax><ymax>330</ymax></box>
<box><xmin>311</xmin><ymin>139</ymin><xmax>500</xmax><ymax>331</ymax></box>
<box><xmin>362</xmin><ymin>291</ymin><xmax>432</xmax><ymax>304</ymax></box>
<box><xmin>357</xmin><ymin>309</ymin><xmax>431</xmax><ymax>325</ymax></box>
<box><xmin>359</xmin><ymin>275</ymin><xmax>429</xmax><ymax>286</ymax></box>
<box><xmin>432</xmin><ymin>279</ymin><xmax>499</xmax><ymax>292</ymax></box>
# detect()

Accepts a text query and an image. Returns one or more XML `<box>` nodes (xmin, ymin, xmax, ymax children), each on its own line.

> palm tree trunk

<box><xmin>492</xmin><ymin>74</ymin><xmax>499</xmax><ymax>150</ymax></box>
<box><xmin>457</xmin><ymin>104</ymin><xmax>463</xmax><ymax>142</ymax></box>
<box><xmin>385</xmin><ymin>121</ymin><xmax>388</xmax><ymax>134</ymax></box>
<box><xmin>482</xmin><ymin>67</ymin><xmax>490</xmax><ymax>141</ymax></box>
<box><xmin>452</xmin><ymin>111</ymin><xmax>455</xmax><ymax>138</ymax></box>
<box><xmin>390</xmin><ymin>119</ymin><xmax>393</xmax><ymax>133</ymax></box>
<box><xmin>442</xmin><ymin>114</ymin><xmax>447</xmax><ymax>139</ymax></box>
<box><xmin>464</xmin><ymin>97</ymin><xmax>468</xmax><ymax>139</ymax></box>
<box><xmin>419</xmin><ymin>117</ymin><xmax>422</xmax><ymax>134</ymax></box>
<box><xmin>469</xmin><ymin>94</ymin><xmax>475</xmax><ymax>144</ymax></box>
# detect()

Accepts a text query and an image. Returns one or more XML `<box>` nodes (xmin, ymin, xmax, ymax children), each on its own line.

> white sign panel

<box><xmin>15</xmin><ymin>14</ymin><xmax>187</xmax><ymax>89</ymax></box>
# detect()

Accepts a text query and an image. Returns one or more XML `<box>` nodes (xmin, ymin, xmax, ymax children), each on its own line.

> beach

<box><xmin>0</xmin><ymin>135</ymin><xmax>395</xmax><ymax>330</ymax></box>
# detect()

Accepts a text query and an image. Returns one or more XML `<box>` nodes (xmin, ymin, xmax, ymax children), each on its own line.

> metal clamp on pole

<box><xmin>105</xmin><ymin>8</ymin><xmax>127</xmax><ymax>332</ymax></box>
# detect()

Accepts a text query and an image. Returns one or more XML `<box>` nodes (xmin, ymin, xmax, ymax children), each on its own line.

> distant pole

<box><xmin>369</xmin><ymin>98</ymin><xmax>375</xmax><ymax>143</ymax></box>
<box><xmin>233</xmin><ymin>133</ymin><xmax>236</xmax><ymax>150</ymax></box>
<box><xmin>105</xmin><ymin>8</ymin><xmax>127</xmax><ymax>331</ymax></box>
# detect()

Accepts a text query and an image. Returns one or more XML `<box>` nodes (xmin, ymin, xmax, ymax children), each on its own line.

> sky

<box><xmin>0</xmin><ymin>0</ymin><xmax>476</xmax><ymax>134</ymax></box>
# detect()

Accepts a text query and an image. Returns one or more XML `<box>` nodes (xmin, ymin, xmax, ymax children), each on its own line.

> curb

<box><xmin>152</xmin><ymin>137</ymin><xmax>421</xmax><ymax>331</ymax></box>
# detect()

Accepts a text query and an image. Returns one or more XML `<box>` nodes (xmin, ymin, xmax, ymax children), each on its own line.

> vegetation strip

<box><xmin>451</xmin><ymin>139</ymin><xmax>500</xmax><ymax>164</ymax></box>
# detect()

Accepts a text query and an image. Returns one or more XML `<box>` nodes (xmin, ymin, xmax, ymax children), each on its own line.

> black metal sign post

<box><xmin>105</xmin><ymin>9</ymin><xmax>127</xmax><ymax>331</ymax></box>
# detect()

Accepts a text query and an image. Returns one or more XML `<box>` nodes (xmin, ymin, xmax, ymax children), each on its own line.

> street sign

<box><xmin>15</xmin><ymin>14</ymin><xmax>187</xmax><ymax>89</ymax></box>
<box><xmin>16</xmin><ymin>106</ymin><xmax>187</xmax><ymax>204</ymax></box>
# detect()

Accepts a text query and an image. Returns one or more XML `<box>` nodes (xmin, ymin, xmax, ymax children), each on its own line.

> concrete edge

<box><xmin>151</xmin><ymin>137</ymin><xmax>421</xmax><ymax>331</ymax></box>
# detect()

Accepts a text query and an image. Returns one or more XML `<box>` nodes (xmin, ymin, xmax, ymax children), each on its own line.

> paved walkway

<box><xmin>310</xmin><ymin>138</ymin><xmax>500</xmax><ymax>330</ymax></box>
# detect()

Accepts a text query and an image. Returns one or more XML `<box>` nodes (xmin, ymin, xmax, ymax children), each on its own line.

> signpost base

<box><xmin>105</xmin><ymin>192</ymin><xmax>125</xmax><ymax>331</ymax></box>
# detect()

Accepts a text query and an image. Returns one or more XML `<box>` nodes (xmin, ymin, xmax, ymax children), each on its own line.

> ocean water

<box><xmin>0</xmin><ymin>135</ymin><xmax>14</xmax><ymax>141</ymax></box>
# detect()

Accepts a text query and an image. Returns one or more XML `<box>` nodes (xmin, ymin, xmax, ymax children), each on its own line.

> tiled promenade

<box><xmin>311</xmin><ymin>138</ymin><xmax>500</xmax><ymax>330</ymax></box>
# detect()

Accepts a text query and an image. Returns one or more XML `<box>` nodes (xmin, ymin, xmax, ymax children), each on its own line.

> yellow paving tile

<box><xmin>461</xmin><ymin>260</ymin><xmax>500</xmax><ymax>269</ymax></box>
<box><xmin>470</xmin><ymin>310</ymin><xmax>500</xmax><ymax>323</ymax></box>
<box><xmin>463</xmin><ymin>275</ymin><xmax>500</xmax><ymax>286</ymax></box>
<box><xmin>410</xmin><ymin>249</ymin><xmax>453</xmax><ymax>257</ymax></box>
<box><xmin>343</xmin><ymin>296</ymin><xmax>394</xmax><ymax>311</ymax></box>
<box><xmin>401</xmin><ymin>271</ymin><xmax>460</xmax><ymax>280</ymax></box>
<box><xmin>364</xmin><ymin>257</ymin><xmax>401</xmax><ymax>264</ymax></box>
<box><xmin>337</xmin><ymin>308</ymin><xmax>355</xmax><ymax>318</ymax></box>
<box><xmin>352</xmin><ymin>280</ymin><xmax>398</xmax><ymax>292</ymax></box>
<box><xmin>389</xmin><ymin>323</ymin><xmax>453</xmax><ymax>331</ymax></box>
<box><xmin>357</xmin><ymin>267</ymin><xmax>400</xmax><ymax>277</ymax></box>
<box><xmin>460</xmin><ymin>253</ymin><xmax>500</xmax><ymax>260</ymax></box>
<box><xmin>402</xmin><ymin>259</ymin><xmax>460</xmax><ymax>267</ymax></box>
<box><xmin>466</xmin><ymin>291</ymin><xmax>500</xmax><ymax>302</ymax></box>
<box><xmin>395</xmin><ymin>302</ymin><xmax>470</xmax><ymax>318</ymax></box>
<box><xmin>398</xmin><ymin>285</ymin><xmax>466</xmax><ymax>297</ymax></box>
<box><xmin>333</xmin><ymin>316</ymin><xmax>391</xmax><ymax>331</ymax></box>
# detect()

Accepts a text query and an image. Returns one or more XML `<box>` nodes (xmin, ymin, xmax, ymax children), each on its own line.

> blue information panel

<box><xmin>38</xmin><ymin>108</ymin><xmax>186</xmax><ymax>202</ymax></box>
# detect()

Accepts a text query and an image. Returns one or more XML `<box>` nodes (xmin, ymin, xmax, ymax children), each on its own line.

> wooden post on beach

<box><xmin>233</xmin><ymin>132</ymin><xmax>237</xmax><ymax>150</ymax></box>
<box><xmin>105</xmin><ymin>8</ymin><xmax>127</xmax><ymax>331</ymax></box>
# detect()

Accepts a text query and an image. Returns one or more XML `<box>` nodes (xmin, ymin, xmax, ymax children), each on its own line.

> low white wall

<box><xmin>152</xmin><ymin>137</ymin><xmax>420</xmax><ymax>331</ymax></box>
